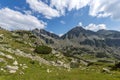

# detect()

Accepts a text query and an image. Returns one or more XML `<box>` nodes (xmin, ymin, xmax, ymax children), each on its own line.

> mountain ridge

<box><xmin>1</xmin><ymin>26</ymin><xmax>120</xmax><ymax>59</ymax></box>
<box><xmin>31</xmin><ymin>26</ymin><xmax>120</xmax><ymax>59</ymax></box>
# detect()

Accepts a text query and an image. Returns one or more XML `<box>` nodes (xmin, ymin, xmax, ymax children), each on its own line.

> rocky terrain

<box><xmin>32</xmin><ymin>26</ymin><xmax>120</xmax><ymax>60</ymax></box>
<box><xmin>0</xmin><ymin>27</ymin><xmax>120</xmax><ymax>80</ymax></box>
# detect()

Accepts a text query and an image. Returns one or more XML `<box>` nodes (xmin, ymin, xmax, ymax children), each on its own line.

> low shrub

<box><xmin>34</xmin><ymin>45</ymin><xmax>52</xmax><ymax>54</ymax></box>
<box><xmin>111</xmin><ymin>62</ymin><xmax>120</xmax><ymax>70</ymax></box>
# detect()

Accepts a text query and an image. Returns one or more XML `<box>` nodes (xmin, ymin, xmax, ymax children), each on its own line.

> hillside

<box><xmin>0</xmin><ymin>28</ymin><xmax>120</xmax><ymax>80</ymax></box>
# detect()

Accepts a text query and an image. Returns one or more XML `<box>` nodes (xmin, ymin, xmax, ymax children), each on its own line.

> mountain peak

<box><xmin>68</xmin><ymin>26</ymin><xmax>86</xmax><ymax>33</ymax></box>
<box><xmin>73</xmin><ymin>26</ymin><xmax>85</xmax><ymax>30</ymax></box>
<box><xmin>61</xmin><ymin>26</ymin><xmax>91</xmax><ymax>39</ymax></box>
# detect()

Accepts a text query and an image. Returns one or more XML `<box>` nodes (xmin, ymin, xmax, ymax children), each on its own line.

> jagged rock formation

<box><xmin>32</xmin><ymin>26</ymin><xmax>120</xmax><ymax>59</ymax></box>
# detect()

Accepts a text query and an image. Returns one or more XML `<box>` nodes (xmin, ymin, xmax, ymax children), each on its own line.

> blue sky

<box><xmin>0</xmin><ymin>0</ymin><xmax>120</xmax><ymax>35</ymax></box>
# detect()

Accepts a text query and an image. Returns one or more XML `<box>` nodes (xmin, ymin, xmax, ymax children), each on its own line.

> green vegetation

<box><xmin>0</xmin><ymin>57</ymin><xmax>120</xmax><ymax>80</ymax></box>
<box><xmin>0</xmin><ymin>29</ymin><xmax>120</xmax><ymax>80</ymax></box>
<box><xmin>111</xmin><ymin>62</ymin><xmax>120</xmax><ymax>70</ymax></box>
<box><xmin>34</xmin><ymin>45</ymin><xmax>52</xmax><ymax>54</ymax></box>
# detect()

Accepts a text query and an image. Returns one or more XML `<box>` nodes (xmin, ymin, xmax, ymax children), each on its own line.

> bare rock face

<box><xmin>32</xmin><ymin>27</ymin><xmax>120</xmax><ymax>59</ymax></box>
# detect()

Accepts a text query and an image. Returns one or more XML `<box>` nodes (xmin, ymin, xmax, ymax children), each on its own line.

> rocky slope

<box><xmin>32</xmin><ymin>26</ymin><xmax>120</xmax><ymax>59</ymax></box>
<box><xmin>0</xmin><ymin>29</ymin><xmax>71</xmax><ymax>75</ymax></box>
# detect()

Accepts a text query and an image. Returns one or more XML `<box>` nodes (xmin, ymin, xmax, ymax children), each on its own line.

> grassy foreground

<box><xmin>0</xmin><ymin>56</ymin><xmax>120</xmax><ymax>80</ymax></box>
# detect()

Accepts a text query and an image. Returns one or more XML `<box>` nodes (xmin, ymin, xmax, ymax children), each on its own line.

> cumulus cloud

<box><xmin>26</xmin><ymin>0</ymin><xmax>120</xmax><ymax>20</ymax></box>
<box><xmin>89</xmin><ymin>0</ymin><xmax>120</xmax><ymax>20</ymax></box>
<box><xmin>0</xmin><ymin>8</ymin><xmax>46</xmax><ymax>30</ymax></box>
<box><xmin>26</xmin><ymin>0</ymin><xmax>91</xmax><ymax>17</ymax></box>
<box><xmin>77</xmin><ymin>22</ymin><xmax>106</xmax><ymax>31</ymax></box>
<box><xmin>50</xmin><ymin>0</ymin><xmax>120</xmax><ymax>20</ymax></box>
<box><xmin>50</xmin><ymin>0</ymin><xmax>91</xmax><ymax>15</ymax></box>
<box><xmin>26</xmin><ymin>0</ymin><xmax>60</xmax><ymax>19</ymax></box>
<box><xmin>85</xmin><ymin>23</ymin><xmax>106</xmax><ymax>31</ymax></box>
<box><xmin>50</xmin><ymin>0</ymin><xmax>69</xmax><ymax>15</ymax></box>
<box><xmin>68</xmin><ymin>0</ymin><xmax>91</xmax><ymax>11</ymax></box>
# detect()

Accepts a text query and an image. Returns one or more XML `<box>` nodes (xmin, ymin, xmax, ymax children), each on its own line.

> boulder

<box><xmin>5</xmin><ymin>65</ymin><xmax>19</xmax><ymax>73</ymax></box>
<box><xmin>13</xmin><ymin>61</ymin><xmax>18</xmax><ymax>66</ymax></box>
<box><xmin>80</xmin><ymin>60</ymin><xmax>89</xmax><ymax>66</ymax></box>
<box><xmin>5</xmin><ymin>55</ymin><xmax>14</xmax><ymax>60</ymax></box>
<box><xmin>0</xmin><ymin>52</ymin><xmax>5</xmax><ymax>56</ymax></box>
<box><xmin>47</xmin><ymin>69</ymin><xmax>51</xmax><ymax>73</ymax></box>
<box><xmin>102</xmin><ymin>68</ymin><xmax>110</xmax><ymax>73</ymax></box>
<box><xmin>56</xmin><ymin>60</ymin><xmax>64</xmax><ymax>65</ymax></box>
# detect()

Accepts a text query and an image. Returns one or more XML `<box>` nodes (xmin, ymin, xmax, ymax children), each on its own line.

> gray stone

<box><xmin>5</xmin><ymin>65</ymin><xmax>19</xmax><ymax>73</ymax></box>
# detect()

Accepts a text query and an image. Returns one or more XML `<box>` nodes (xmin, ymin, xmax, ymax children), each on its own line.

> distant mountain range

<box><xmin>32</xmin><ymin>26</ymin><xmax>120</xmax><ymax>59</ymax></box>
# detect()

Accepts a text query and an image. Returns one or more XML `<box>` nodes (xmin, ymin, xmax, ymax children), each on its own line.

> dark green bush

<box><xmin>111</xmin><ymin>62</ymin><xmax>120</xmax><ymax>70</ymax></box>
<box><xmin>30</xmin><ymin>60</ymin><xmax>35</xmax><ymax>64</ymax></box>
<box><xmin>34</xmin><ymin>45</ymin><xmax>52</xmax><ymax>54</ymax></box>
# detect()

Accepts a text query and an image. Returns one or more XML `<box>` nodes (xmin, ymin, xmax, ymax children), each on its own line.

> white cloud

<box><xmin>50</xmin><ymin>0</ymin><xmax>69</xmax><ymax>15</ymax></box>
<box><xmin>85</xmin><ymin>23</ymin><xmax>106</xmax><ymax>31</ymax></box>
<box><xmin>68</xmin><ymin>0</ymin><xmax>91</xmax><ymax>11</ymax></box>
<box><xmin>50</xmin><ymin>0</ymin><xmax>120</xmax><ymax>20</ymax></box>
<box><xmin>78</xmin><ymin>22</ymin><xmax>82</xmax><ymax>26</ymax></box>
<box><xmin>26</xmin><ymin>0</ymin><xmax>120</xmax><ymax>20</ymax></box>
<box><xmin>50</xmin><ymin>0</ymin><xmax>91</xmax><ymax>15</ymax></box>
<box><xmin>26</xmin><ymin>0</ymin><xmax>60</xmax><ymax>19</ymax></box>
<box><xmin>0</xmin><ymin>8</ymin><xmax>46</xmax><ymax>30</ymax></box>
<box><xmin>89</xmin><ymin>0</ymin><xmax>120</xmax><ymax>20</ymax></box>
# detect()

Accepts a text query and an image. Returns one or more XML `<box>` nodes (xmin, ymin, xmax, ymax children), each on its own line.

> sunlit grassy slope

<box><xmin>0</xmin><ymin>56</ymin><xmax>120</xmax><ymax>80</ymax></box>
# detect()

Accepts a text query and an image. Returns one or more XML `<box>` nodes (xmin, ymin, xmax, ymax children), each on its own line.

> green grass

<box><xmin>0</xmin><ymin>55</ymin><xmax>120</xmax><ymax>80</ymax></box>
<box><xmin>1</xmin><ymin>66</ymin><xmax>120</xmax><ymax>80</ymax></box>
